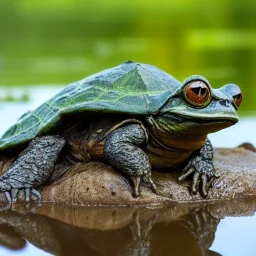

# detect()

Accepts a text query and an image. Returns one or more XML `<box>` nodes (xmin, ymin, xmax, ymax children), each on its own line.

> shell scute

<box><xmin>0</xmin><ymin>61</ymin><xmax>180</xmax><ymax>150</ymax></box>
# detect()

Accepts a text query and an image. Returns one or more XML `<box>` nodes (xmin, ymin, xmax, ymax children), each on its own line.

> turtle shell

<box><xmin>0</xmin><ymin>61</ymin><xmax>181</xmax><ymax>150</ymax></box>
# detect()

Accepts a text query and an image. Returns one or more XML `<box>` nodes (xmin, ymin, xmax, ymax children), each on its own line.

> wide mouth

<box><xmin>163</xmin><ymin>112</ymin><xmax>239</xmax><ymax>125</ymax></box>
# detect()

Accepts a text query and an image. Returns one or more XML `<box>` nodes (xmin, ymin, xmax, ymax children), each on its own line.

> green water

<box><xmin>0</xmin><ymin>0</ymin><xmax>256</xmax><ymax>113</ymax></box>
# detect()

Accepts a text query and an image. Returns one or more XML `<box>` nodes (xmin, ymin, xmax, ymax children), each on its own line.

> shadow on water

<box><xmin>0</xmin><ymin>198</ymin><xmax>255</xmax><ymax>256</ymax></box>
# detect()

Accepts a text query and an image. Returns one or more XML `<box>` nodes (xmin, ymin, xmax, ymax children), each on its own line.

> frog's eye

<box><xmin>183</xmin><ymin>80</ymin><xmax>211</xmax><ymax>107</ymax></box>
<box><xmin>218</xmin><ymin>83</ymin><xmax>242</xmax><ymax>109</ymax></box>
<box><xmin>233</xmin><ymin>93</ymin><xmax>242</xmax><ymax>108</ymax></box>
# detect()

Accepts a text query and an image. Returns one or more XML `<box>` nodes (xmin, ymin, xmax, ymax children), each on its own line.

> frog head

<box><xmin>159</xmin><ymin>75</ymin><xmax>242</xmax><ymax>133</ymax></box>
<box><xmin>147</xmin><ymin>75</ymin><xmax>242</xmax><ymax>150</ymax></box>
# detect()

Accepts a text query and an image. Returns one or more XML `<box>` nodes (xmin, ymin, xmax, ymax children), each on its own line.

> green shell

<box><xmin>0</xmin><ymin>61</ymin><xmax>181</xmax><ymax>150</ymax></box>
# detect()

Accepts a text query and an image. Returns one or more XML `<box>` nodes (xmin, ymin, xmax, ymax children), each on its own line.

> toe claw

<box><xmin>31</xmin><ymin>189</ymin><xmax>42</xmax><ymax>201</ymax></box>
<box><xmin>179</xmin><ymin>167</ymin><xmax>195</xmax><ymax>182</ymax></box>
<box><xmin>214</xmin><ymin>171</ymin><xmax>220</xmax><ymax>178</ymax></box>
<box><xmin>148</xmin><ymin>176</ymin><xmax>158</xmax><ymax>194</ymax></box>
<box><xmin>11</xmin><ymin>189</ymin><xmax>19</xmax><ymax>202</ymax></box>
<box><xmin>192</xmin><ymin>172</ymin><xmax>200</xmax><ymax>194</ymax></box>
<box><xmin>25</xmin><ymin>188</ymin><xmax>31</xmax><ymax>202</ymax></box>
<box><xmin>131</xmin><ymin>174</ymin><xmax>158</xmax><ymax>197</ymax></box>
<box><xmin>24</xmin><ymin>188</ymin><xmax>42</xmax><ymax>202</ymax></box>
<box><xmin>4</xmin><ymin>192</ymin><xmax>12</xmax><ymax>203</ymax></box>
<box><xmin>131</xmin><ymin>176</ymin><xmax>141</xmax><ymax>198</ymax></box>
<box><xmin>201</xmin><ymin>174</ymin><xmax>208</xmax><ymax>197</ymax></box>
<box><xmin>1</xmin><ymin>188</ymin><xmax>42</xmax><ymax>204</ymax></box>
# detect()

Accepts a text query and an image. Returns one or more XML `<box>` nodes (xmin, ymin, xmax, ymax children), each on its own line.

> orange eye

<box><xmin>183</xmin><ymin>81</ymin><xmax>211</xmax><ymax>107</ymax></box>
<box><xmin>233</xmin><ymin>93</ymin><xmax>242</xmax><ymax>108</ymax></box>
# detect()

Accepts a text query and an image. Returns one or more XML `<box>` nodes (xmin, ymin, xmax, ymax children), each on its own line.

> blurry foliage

<box><xmin>0</xmin><ymin>91</ymin><xmax>30</xmax><ymax>102</ymax></box>
<box><xmin>0</xmin><ymin>0</ymin><xmax>255</xmax><ymax>112</ymax></box>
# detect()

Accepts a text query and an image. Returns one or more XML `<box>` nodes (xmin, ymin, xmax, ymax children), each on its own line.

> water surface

<box><xmin>0</xmin><ymin>199</ymin><xmax>255</xmax><ymax>256</ymax></box>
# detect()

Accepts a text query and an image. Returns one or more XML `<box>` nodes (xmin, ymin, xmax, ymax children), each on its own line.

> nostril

<box><xmin>219</xmin><ymin>99</ymin><xmax>230</xmax><ymax>107</ymax></box>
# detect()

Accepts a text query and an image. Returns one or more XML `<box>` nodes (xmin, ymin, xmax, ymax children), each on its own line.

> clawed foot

<box><xmin>178</xmin><ymin>139</ymin><xmax>219</xmax><ymax>197</ymax></box>
<box><xmin>3</xmin><ymin>188</ymin><xmax>42</xmax><ymax>203</ymax></box>
<box><xmin>131</xmin><ymin>173</ymin><xmax>158</xmax><ymax>198</ymax></box>
<box><xmin>179</xmin><ymin>158</ymin><xmax>219</xmax><ymax>197</ymax></box>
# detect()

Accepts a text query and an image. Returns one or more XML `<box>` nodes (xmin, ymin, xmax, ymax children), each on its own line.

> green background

<box><xmin>0</xmin><ymin>0</ymin><xmax>255</xmax><ymax>114</ymax></box>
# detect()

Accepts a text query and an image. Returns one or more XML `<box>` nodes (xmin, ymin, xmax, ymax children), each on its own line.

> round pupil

<box><xmin>184</xmin><ymin>81</ymin><xmax>210</xmax><ymax>106</ymax></box>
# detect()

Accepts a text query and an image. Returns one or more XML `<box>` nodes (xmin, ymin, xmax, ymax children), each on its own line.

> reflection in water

<box><xmin>0</xmin><ymin>199</ymin><xmax>255</xmax><ymax>256</ymax></box>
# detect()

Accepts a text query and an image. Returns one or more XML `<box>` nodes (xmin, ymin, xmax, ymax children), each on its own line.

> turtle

<box><xmin>0</xmin><ymin>60</ymin><xmax>242</xmax><ymax>202</ymax></box>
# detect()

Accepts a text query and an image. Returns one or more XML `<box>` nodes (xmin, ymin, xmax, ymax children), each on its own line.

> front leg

<box><xmin>179</xmin><ymin>139</ymin><xmax>218</xmax><ymax>197</ymax></box>
<box><xmin>0</xmin><ymin>135</ymin><xmax>66</xmax><ymax>203</ymax></box>
<box><xmin>104</xmin><ymin>124</ymin><xmax>157</xmax><ymax>197</ymax></box>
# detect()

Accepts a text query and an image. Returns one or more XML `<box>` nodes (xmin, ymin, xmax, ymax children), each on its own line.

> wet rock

<box><xmin>0</xmin><ymin>147</ymin><xmax>255</xmax><ymax>205</ymax></box>
<box><xmin>238</xmin><ymin>142</ymin><xmax>256</xmax><ymax>152</ymax></box>
<box><xmin>41</xmin><ymin>147</ymin><xmax>256</xmax><ymax>205</ymax></box>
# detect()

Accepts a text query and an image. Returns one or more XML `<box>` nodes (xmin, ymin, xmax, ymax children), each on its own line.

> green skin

<box><xmin>0</xmin><ymin>61</ymin><xmax>242</xmax><ymax>202</ymax></box>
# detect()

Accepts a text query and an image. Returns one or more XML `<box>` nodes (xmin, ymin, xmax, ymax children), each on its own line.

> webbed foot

<box><xmin>179</xmin><ymin>139</ymin><xmax>219</xmax><ymax>197</ymax></box>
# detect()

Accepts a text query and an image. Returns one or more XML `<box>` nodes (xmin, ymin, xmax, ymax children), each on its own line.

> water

<box><xmin>0</xmin><ymin>200</ymin><xmax>255</xmax><ymax>256</ymax></box>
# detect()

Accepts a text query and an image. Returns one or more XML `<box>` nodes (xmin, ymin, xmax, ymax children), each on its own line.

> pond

<box><xmin>0</xmin><ymin>199</ymin><xmax>254</xmax><ymax>256</ymax></box>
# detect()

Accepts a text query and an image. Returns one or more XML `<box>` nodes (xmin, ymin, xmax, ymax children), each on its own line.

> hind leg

<box><xmin>0</xmin><ymin>135</ymin><xmax>66</xmax><ymax>203</ymax></box>
<box><xmin>104</xmin><ymin>124</ymin><xmax>157</xmax><ymax>197</ymax></box>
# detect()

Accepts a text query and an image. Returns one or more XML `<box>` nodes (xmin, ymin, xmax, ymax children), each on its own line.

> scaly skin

<box><xmin>0</xmin><ymin>123</ymin><xmax>216</xmax><ymax>201</ymax></box>
<box><xmin>0</xmin><ymin>136</ymin><xmax>65</xmax><ymax>202</ymax></box>
<box><xmin>179</xmin><ymin>139</ymin><xmax>217</xmax><ymax>197</ymax></box>
<box><xmin>104</xmin><ymin>124</ymin><xmax>157</xmax><ymax>197</ymax></box>
<box><xmin>104</xmin><ymin>124</ymin><xmax>216</xmax><ymax>197</ymax></box>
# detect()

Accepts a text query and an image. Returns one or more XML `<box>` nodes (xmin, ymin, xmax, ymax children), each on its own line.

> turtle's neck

<box><xmin>144</xmin><ymin>115</ymin><xmax>208</xmax><ymax>152</ymax></box>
